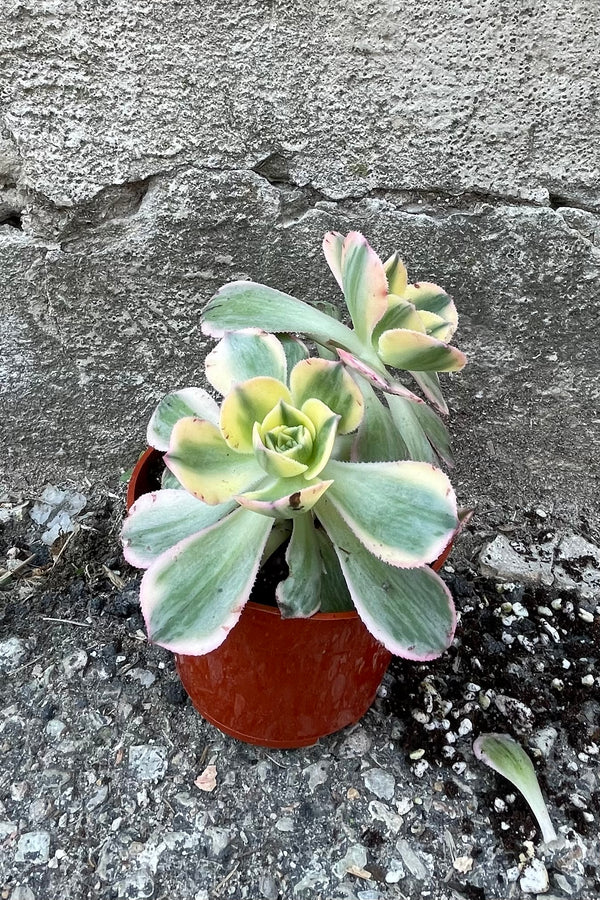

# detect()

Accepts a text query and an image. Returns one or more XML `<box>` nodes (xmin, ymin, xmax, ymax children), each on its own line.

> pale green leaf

<box><xmin>378</xmin><ymin>329</ymin><xmax>467</xmax><ymax>372</ymax></box>
<box><xmin>141</xmin><ymin>507</ymin><xmax>273</xmax><ymax>654</ymax></box>
<box><xmin>205</xmin><ymin>330</ymin><xmax>287</xmax><ymax>395</ymax></box>
<box><xmin>474</xmin><ymin>734</ymin><xmax>557</xmax><ymax>844</ymax></box>
<box><xmin>323</xmin><ymin>458</ymin><xmax>457</xmax><ymax>567</ymax></box>
<box><xmin>236</xmin><ymin>476</ymin><xmax>333</xmax><ymax>518</ymax></box>
<box><xmin>202</xmin><ymin>281</ymin><xmax>364</xmax><ymax>356</ymax></box>
<box><xmin>317</xmin><ymin>498</ymin><xmax>456</xmax><ymax>659</ymax></box>
<box><xmin>276</xmin><ymin>515</ymin><xmax>323</xmax><ymax>618</ymax></box>
<box><xmin>147</xmin><ymin>388</ymin><xmax>219</xmax><ymax>452</ymax></box>
<box><xmin>166</xmin><ymin>418</ymin><xmax>263</xmax><ymax>504</ymax></box>
<box><xmin>351</xmin><ymin>376</ymin><xmax>410</xmax><ymax>463</ymax></box>
<box><xmin>340</xmin><ymin>231</ymin><xmax>389</xmax><ymax>344</ymax></box>
<box><xmin>290</xmin><ymin>358</ymin><xmax>363</xmax><ymax>434</ymax></box>
<box><xmin>122</xmin><ymin>489</ymin><xmax>236</xmax><ymax>568</ymax></box>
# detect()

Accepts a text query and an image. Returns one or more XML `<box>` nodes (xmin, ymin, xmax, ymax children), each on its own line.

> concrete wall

<box><xmin>2</xmin><ymin>0</ymin><xmax>599</xmax><ymax>530</ymax></box>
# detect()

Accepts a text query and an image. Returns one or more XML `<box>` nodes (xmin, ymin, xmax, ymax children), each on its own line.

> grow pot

<box><xmin>127</xmin><ymin>447</ymin><xmax>452</xmax><ymax>748</ymax></box>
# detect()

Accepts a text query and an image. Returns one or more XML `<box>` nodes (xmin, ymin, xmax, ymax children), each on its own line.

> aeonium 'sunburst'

<box><xmin>122</xmin><ymin>331</ymin><xmax>459</xmax><ymax>660</ymax></box>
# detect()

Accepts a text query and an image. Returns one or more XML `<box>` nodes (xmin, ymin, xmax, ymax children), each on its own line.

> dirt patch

<box><xmin>0</xmin><ymin>486</ymin><xmax>598</xmax><ymax>899</ymax></box>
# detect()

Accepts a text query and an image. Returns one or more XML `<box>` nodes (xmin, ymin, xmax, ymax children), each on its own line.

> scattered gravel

<box><xmin>0</xmin><ymin>489</ymin><xmax>599</xmax><ymax>898</ymax></box>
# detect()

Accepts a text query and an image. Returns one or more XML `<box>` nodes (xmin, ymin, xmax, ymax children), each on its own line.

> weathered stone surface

<box><xmin>1</xmin><ymin>0</ymin><xmax>599</xmax><ymax>535</ymax></box>
<box><xmin>2</xmin><ymin>1</ymin><xmax>599</xmax><ymax>207</ymax></box>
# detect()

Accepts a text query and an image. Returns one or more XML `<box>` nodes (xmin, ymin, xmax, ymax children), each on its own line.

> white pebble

<box><xmin>512</xmin><ymin>602</ymin><xmax>529</xmax><ymax>618</ymax></box>
<box><xmin>581</xmin><ymin>674</ymin><xmax>594</xmax><ymax>686</ymax></box>
<box><xmin>520</xmin><ymin>858</ymin><xmax>549</xmax><ymax>893</ymax></box>
<box><xmin>551</xmin><ymin>678</ymin><xmax>564</xmax><ymax>691</ymax></box>
<box><xmin>458</xmin><ymin>719</ymin><xmax>472</xmax><ymax>736</ymax></box>
<box><xmin>578</xmin><ymin>609</ymin><xmax>594</xmax><ymax>623</ymax></box>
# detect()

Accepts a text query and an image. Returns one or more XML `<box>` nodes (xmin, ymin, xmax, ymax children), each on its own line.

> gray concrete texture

<box><xmin>1</xmin><ymin>0</ymin><xmax>599</xmax><ymax>529</ymax></box>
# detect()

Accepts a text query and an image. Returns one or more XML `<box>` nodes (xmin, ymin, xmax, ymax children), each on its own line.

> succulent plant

<box><xmin>122</xmin><ymin>326</ymin><xmax>460</xmax><ymax>660</ymax></box>
<box><xmin>202</xmin><ymin>231</ymin><xmax>466</xmax><ymax>467</ymax></box>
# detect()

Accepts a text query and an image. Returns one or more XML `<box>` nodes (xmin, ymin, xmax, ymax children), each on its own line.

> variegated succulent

<box><xmin>122</xmin><ymin>324</ymin><xmax>461</xmax><ymax>660</ymax></box>
<box><xmin>203</xmin><ymin>230</ymin><xmax>466</xmax><ymax>467</ymax></box>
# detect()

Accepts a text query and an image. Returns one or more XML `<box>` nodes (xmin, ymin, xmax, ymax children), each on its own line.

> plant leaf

<box><xmin>383</xmin><ymin>252</ymin><xmax>408</xmax><ymax>296</ymax></box>
<box><xmin>323</xmin><ymin>458</ymin><xmax>457</xmax><ymax>567</ymax></box>
<box><xmin>121</xmin><ymin>489</ymin><xmax>236</xmax><ymax>568</ymax></box>
<box><xmin>165</xmin><ymin>418</ymin><xmax>263</xmax><ymax>504</ymax></box>
<box><xmin>335</xmin><ymin>348</ymin><xmax>425</xmax><ymax>403</ymax></box>
<box><xmin>140</xmin><ymin>507</ymin><xmax>273</xmax><ymax>655</ymax></box>
<box><xmin>313</xmin><ymin>526</ymin><xmax>353</xmax><ymax>612</ymax></box>
<box><xmin>205</xmin><ymin>330</ymin><xmax>287</xmax><ymax>395</ymax></box>
<box><xmin>403</xmin><ymin>282</ymin><xmax>458</xmax><ymax>338</ymax></box>
<box><xmin>378</xmin><ymin>329</ymin><xmax>467</xmax><ymax>372</ymax></box>
<box><xmin>279</xmin><ymin>334</ymin><xmax>309</xmax><ymax>373</ymax></box>
<box><xmin>290</xmin><ymin>358</ymin><xmax>364</xmax><ymax>434</ymax></box>
<box><xmin>387</xmin><ymin>395</ymin><xmax>438</xmax><ymax>465</ymax></box>
<box><xmin>322</xmin><ymin>231</ymin><xmax>344</xmax><ymax>291</ymax></box>
<box><xmin>236</xmin><ymin>476</ymin><xmax>333</xmax><ymax>518</ymax></box>
<box><xmin>202</xmin><ymin>281</ymin><xmax>364</xmax><ymax>356</ymax></box>
<box><xmin>473</xmin><ymin>734</ymin><xmax>558</xmax><ymax>844</ymax></box>
<box><xmin>147</xmin><ymin>388</ymin><xmax>220</xmax><ymax>452</ymax></box>
<box><xmin>317</xmin><ymin>497</ymin><xmax>456</xmax><ymax>659</ymax></box>
<box><xmin>276</xmin><ymin>515</ymin><xmax>323</xmax><ymax>618</ymax></box>
<box><xmin>340</xmin><ymin>231</ymin><xmax>389</xmax><ymax>343</ymax></box>
<box><xmin>351</xmin><ymin>377</ymin><xmax>410</xmax><ymax>463</ymax></box>
<box><xmin>220</xmin><ymin>377</ymin><xmax>292</xmax><ymax>452</ymax></box>
<box><xmin>410</xmin><ymin>370</ymin><xmax>449</xmax><ymax>416</ymax></box>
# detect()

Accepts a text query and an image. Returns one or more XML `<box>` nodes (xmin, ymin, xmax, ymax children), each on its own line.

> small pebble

<box><xmin>15</xmin><ymin>832</ymin><xmax>51</xmax><ymax>864</ymax></box>
<box><xmin>409</xmin><ymin>749</ymin><xmax>425</xmax><ymax>760</ymax></box>
<box><xmin>363</xmin><ymin>768</ymin><xmax>395</xmax><ymax>801</ymax></box>
<box><xmin>581</xmin><ymin>674</ymin><xmax>594</xmax><ymax>687</ymax></box>
<box><xmin>551</xmin><ymin>678</ymin><xmax>564</xmax><ymax>691</ymax></box>
<box><xmin>578</xmin><ymin>609</ymin><xmax>594</xmax><ymax>623</ymax></box>
<box><xmin>520</xmin><ymin>858</ymin><xmax>549</xmax><ymax>893</ymax></box>
<box><xmin>453</xmin><ymin>856</ymin><xmax>473</xmax><ymax>874</ymax></box>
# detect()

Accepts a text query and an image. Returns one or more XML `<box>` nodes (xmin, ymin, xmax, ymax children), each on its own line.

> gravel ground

<box><xmin>0</xmin><ymin>485</ymin><xmax>598</xmax><ymax>900</ymax></box>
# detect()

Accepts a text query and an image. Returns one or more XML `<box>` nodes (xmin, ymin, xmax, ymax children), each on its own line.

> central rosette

<box><xmin>164</xmin><ymin>358</ymin><xmax>365</xmax><ymax>516</ymax></box>
<box><xmin>254</xmin><ymin>402</ymin><xmax>319</xmax><ymax>475</ymax></box>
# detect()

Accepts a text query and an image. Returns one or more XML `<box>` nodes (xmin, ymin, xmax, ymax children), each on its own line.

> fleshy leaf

<box><xmin>351</xmin><ymin>377</ymin><xmax>410</xmax><ymax>463</ymax></box>
<box><xmin>340</xmin><ymin>231</ymin><xmax>389</xmax><ymax>343</ymax></box>
<box><xmin>336</xmin><ymin>348</ymin><xmax>425</xmax><ymax>403</ymax></box>
<box><xmin>378</xmin><ymin>329</ymin><xmax>467</xmax><ymax>372</ymax></box>
<box><xmin>387</xmin><ymin>395</ymin><xmax>453</xmax><ymax>466</ymax></box>
<box><xmin>161</xmin><ymin>468</ymin><xmax>183</xmax><ymax>490</ymax></box>
<box><xmin>313</xmin><ymin>527</ymin><xmax>353</xmax><ymax>612</ymax></box>
<box><xmin>317</xmin><ymin>498</ymin><xmax>456</xmax><ymax>659</ymax></box>
<box><xmin>404</xmin><ymin>282</ymin><xmax>458</xmax><ymax>338</ymax></box>
<box><xmin>371</xmin><ymin>299</ymin><xmax>426</xmax><ymax>344</ymax></box>
<box><xmin>140</xmin><ymin>507</ymin><xmax>273</xmax><ymax>654</ymax></box>
<box><xmin>410</xmin><ymin>370</ymin><xmax>449</xmax><ymax>416</ymax></box>
<box><xmin>205</xmin><ymin>330</ymin><xmax>287</xmax><ymax>395</ymax></box>
<box><xmin>220</xmin><ymin>377</ymin><xmax>291</xmax><ymax>452</ymax></box>
<box><xmin>473</xmin><ymin>734</ymin><xmax>558</xmax><ymax>844</ymax></box>
<box><xmin>147</xmin><ymin>388</ymin><xmax>220</xmax><ymax>452</ymax></box>
<box><xmin>383</xmin><ymin>252</ymin><xmax>408</xmax><ymax>296</ymax></box>
<box><xmin>290</xmin><ymin>358</ymin><xmax>364</xmax><ymax>434</ymax></box>
<box><xmin>252</xmin><ymin>422</ymin><xmax>309</xmax><ymax>479</ymax></box>
<box><xmin>279</xmin><ymin>334</ymin><xmax>309</xmax><ymax>373</ymax></box>
<box><xmin>202</xmin><ymin>281</ymin><xmax>364</xmax><ymax>357</ymax></box>
<box><xmin>323</xmin><ymin>459</ymin><xmax>457</xmax><ymax>567</ymax></box>
<box><xmin>236</xmin><ymin>476</ymin><xmax>333</xmax><ymax>518</ymax></box>
<box><xmin>165</xmin><ymin>417</ymin><xmax>262</xmax><ymax>504</ymax></box>
<box><xmin>122</xmin><ymin>489</ymin><xmax>236</xmax><ymax>568</ymax></box>
<box><xmin>300</xmin><ymin>400</ymin><xmax>340</xmax><ymax>479</ymax></box>
<box><xmin>322</xmin><ymin>231</ymin><xmax>344</xmax><ymax>292</ymax></box>
<box><xmin>276</xmin><ymin>515</ymin><xmax>323</xmax><ymax>618</ymax></box>
<box><xmin>387</xmin><ymin>395</ymin><xmax>437</xmax><ymax>464</ymax></box>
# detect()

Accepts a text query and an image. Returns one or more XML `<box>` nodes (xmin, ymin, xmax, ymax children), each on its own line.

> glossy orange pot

<box><xmin>127</xmin><ymin>448</ymin><xmax>451</xmax><ymax>748</ymax></box>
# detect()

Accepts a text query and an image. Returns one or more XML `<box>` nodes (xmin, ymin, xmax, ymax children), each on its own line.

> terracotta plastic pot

<box><xmin>127</xmin><ymin>447</ymin><xmax>451</xmax><ymax>748</ymax></box>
